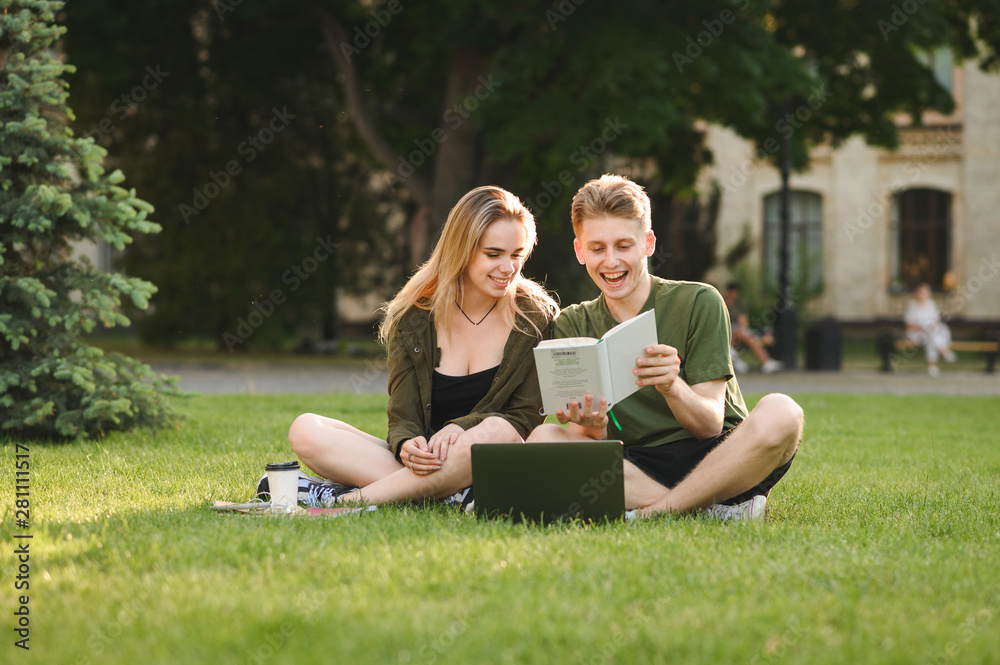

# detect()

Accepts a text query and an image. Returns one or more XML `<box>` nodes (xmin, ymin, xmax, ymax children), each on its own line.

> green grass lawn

<box><xmin>3</xmin><ymin>393</ymin><xmax>1000</xmax><ymax>664</ymax></box>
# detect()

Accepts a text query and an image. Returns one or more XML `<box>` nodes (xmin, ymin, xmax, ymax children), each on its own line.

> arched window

<box><xmin>891</xmin><ymin>188</ymin><xmax>952</xmax><ymax>290</ymax></box>
<box><xmin>762</xmin><ymin>191</ymin><xmax>823</xmax><ymax>293</ymax></box>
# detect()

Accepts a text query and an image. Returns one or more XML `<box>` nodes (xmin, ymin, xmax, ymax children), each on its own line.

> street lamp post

<box><xmin>775</xmin><ymin>98</ymin><xmax>798</xmax><ymax>369</ymax></box>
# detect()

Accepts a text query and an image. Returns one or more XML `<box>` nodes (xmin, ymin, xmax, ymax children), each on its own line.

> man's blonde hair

<box><xmin>570</xmin><ymin>174</ymin><xmax>651</xmax><ymax>235</ymax></box>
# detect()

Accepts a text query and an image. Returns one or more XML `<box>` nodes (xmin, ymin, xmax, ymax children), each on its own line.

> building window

<box><xmin>891</xmin><ymin>188</ymin><xmax>951</xmax><ymax>291</ymax></box>
<box><xmin>762</xmin><ymin>191</ymin><xmax>823</xmax><ymax>294</ymax></box>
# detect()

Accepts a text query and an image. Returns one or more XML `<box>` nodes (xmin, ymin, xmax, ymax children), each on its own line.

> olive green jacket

<box><xmin>385</xmin><ymin>303</ymin><xmax>551</xmax><ymax>457</ymax></box>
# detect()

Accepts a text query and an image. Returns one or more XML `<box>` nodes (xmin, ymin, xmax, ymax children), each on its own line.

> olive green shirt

<box><xmin>385</xmin><ymin>303</ymin><xmax>551</xmax><ymax>457</ymax></box>
<box><xmin>553</xmin><ymin>277</ymin><xmax>748</xmax><ymax>447</ymax></box>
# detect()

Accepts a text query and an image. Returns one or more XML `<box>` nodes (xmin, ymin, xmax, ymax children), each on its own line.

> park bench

<box><xmin>877</xmin><ymin>329</ymin><xmax>999</xmax><ymax>374</ymax></box>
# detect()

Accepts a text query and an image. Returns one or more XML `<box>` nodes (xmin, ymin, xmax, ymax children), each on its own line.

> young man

<box><xmin>527</xmin><ymin>175</ymin><xmax>803</xmax><ymax>520</ymax></box>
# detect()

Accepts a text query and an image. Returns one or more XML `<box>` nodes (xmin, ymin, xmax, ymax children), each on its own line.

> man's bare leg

<box><xmin>640</xmin><ymin>393</ymin><xmax>803</xmax><ymax>516</ymax></box>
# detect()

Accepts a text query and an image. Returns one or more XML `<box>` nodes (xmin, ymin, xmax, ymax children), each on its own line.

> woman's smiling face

<box><xmin>462</xmin><ymin>218</ymin><xmax>528</xmax><ymax>302</ymax></box>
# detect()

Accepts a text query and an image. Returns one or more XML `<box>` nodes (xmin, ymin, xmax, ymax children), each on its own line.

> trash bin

<box><xmin>806</xmin><ymin>320</ymin><xmax>842</xmax><ymax>371</ymax></box>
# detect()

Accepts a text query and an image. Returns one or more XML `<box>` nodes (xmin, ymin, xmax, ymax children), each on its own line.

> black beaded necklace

<box><xmin>455</xmin><ymin>299</ymin><xmax>498</xmax><ymax>326</ymax></box>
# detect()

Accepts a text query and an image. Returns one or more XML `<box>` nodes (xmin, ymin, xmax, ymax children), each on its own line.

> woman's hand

<box><xmin>399</xmin><ymin>436</ymin><xmax>441</xmax><ymax>475</ymax></box>
<box><xmin>428</xmin><ymin>423</ymin><xmax>465</xmax><ymax>462</ymax></box>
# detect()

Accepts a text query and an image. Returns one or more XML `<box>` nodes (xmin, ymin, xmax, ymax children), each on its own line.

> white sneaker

<box><xmin>701</xmin><ymin>494</ymin><xmax>767</xmax><ymax>521</ymax></box>
<box><xmin>761</xmin><ymin>359</ymin><xmax>784</xmax><ymax>374</ymax></box>
<box><xmin>943</xmin><ymin>349</ymin><xmax>956</xmax><ymax>363</ymax></box>
<box><xmin>928</xmin><ymin>365</ymin><xmax>940</xmax><ymax>377</ymax></box>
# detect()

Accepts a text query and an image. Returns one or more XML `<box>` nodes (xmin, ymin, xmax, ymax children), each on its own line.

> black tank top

<box><xmin>431</xmin><ymin>365</ymin><xmax>500</xmax><ymax>431</ymax></box>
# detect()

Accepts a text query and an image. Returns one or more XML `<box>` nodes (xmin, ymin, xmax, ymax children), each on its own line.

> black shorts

<box><xmin>622</xmin><ymin>428</ymin><xmax>794</xmax><ymax>506</ymax></box>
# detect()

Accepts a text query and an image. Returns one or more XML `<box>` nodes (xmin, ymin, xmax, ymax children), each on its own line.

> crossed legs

<box><xmin>527</xmin><ymin>393</ymin><xmax>803</xmax><ymax>516</ymax></box>
<box><xmin>287</xmin><ymin>414</ymin><xmax>478</xmax><ymax>506</ymax></box>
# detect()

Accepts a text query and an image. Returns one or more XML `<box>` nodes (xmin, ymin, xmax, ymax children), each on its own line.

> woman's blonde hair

<box><xmin>378</xmin><ymin>186</ymin><xmax>558</xmax><ymax>344</ymax></box>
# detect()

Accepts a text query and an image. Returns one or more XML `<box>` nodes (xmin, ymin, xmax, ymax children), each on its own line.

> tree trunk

<box><xmin>424</xmin><ymin>49</ymin><xmax>485</xmax><ymax>257</ymax></box>
<box><xmin>317</xmin><ymin>10</ymin><xmax>484</xmax><ymax>268</ymax></box>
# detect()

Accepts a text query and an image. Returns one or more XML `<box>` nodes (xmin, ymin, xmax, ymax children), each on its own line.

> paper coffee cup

<box><xmin>266</xmin><ymin>461</ymin><xmax>300</xmax><ymax>512</ymax></box>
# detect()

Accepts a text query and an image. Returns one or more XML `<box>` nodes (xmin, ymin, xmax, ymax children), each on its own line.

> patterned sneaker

<box><xmin>300</xmin><ymin>479</ymin><xmax>352</xmax><ymax>508</ymax></box>
<box><xmin>255</xmin><ymin>471</ymin><xmax>352</xmax><ymax>507</ymax></box>
<box><xmin>701</xmin><ymin>494</ymin><xmax>767</xmax><ymax>521</ymax></box>
<box><xmin>442</xmin><ymin>486</ymin><xmax>474</xmax><ymax>510</ymax></box>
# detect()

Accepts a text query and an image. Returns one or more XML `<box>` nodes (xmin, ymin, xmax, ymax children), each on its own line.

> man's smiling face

<box><xmin>573</xmin><ymin>215</ymin><xmax>655</xmax><ymax>305</ymax></box>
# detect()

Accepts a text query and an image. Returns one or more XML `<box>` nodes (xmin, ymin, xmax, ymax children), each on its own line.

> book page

<box><xmin>597</xmin><ymin>309</ymin><xmax>658</xmax><ymax>407</ymax></box>
<box><xmin>532</xmin><ymin>343</ymin><xmax>606</xmax><ymax>416</ymax></box>
<box><xmin>535</xmin><ymin>337</ymin><xmax>598</xmax><ymax>348</ymax></box>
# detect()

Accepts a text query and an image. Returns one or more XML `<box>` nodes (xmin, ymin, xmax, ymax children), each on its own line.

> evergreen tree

<box><xmin>0</xmin><ymin>0</ymin><xmax>179</xmax><ymax>439</ymax></box>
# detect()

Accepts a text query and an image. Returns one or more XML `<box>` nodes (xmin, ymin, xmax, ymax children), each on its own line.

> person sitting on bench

<box><xmin>723</xmin><ymin>283</ymin><xmax>782</xmax><ymax>374</ymax></box>
<box><xmin>904</xmin><ymin>282</ymin><xmax>955</xmax><ymax>377</ymax></box>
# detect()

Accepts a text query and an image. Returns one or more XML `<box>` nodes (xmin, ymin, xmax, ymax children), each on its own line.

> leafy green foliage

<box><xmin>0</xmin><ymin>0</ymin><xmax>180</xmax><ymax>439</ymax></box>
<box><xmin>63</xmin><ymin>1</ymin><xmax>402</xmax><ymax>349</ymax></box>
<box><xmin>61</xmin><ymin>1</ymin><xmax>1000</xmax><ymax>330</ymax></box>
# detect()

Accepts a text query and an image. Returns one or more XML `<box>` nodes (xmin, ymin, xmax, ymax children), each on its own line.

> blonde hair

<box><xmin>571</xmin><ymin>174</ymin><xmax>651</xmax><ymax>236</ymax></box>
<box><xmin>379</xmin><ymin>186</ymin><xmax>558</xmax><ymax>344</ymax></box>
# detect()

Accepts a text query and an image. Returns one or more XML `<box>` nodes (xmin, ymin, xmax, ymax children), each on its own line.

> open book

<box><xmin>533</xmin><ymin>309</ymin><xmax>658</xmax><ymax>416</ymax></box>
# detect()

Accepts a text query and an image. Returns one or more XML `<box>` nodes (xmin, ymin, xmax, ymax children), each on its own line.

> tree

<box><xmin>63</xmin><ymin>0</ymin><xmax>403</xmax><ymax>350</ymax></box>
<box><xmin>316</xmin><ymin>0</ymin><xmax>1000</xmax><ymax>297</ymax></box>
<box><xmin>62</xmin><ymin>0</ymin><xmax>1000</xmax><ymax>333</ymax></box>
<box><xmin>0</xmin><ymin>0</ymin><xmax>179</xmax><ymax>439</ymax></box>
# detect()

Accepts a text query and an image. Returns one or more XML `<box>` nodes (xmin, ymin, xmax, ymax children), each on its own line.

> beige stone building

<box><xmin>703</xmin><ymin>58</ymin><xmax>1000</xmax><ymax>324</ymax></box>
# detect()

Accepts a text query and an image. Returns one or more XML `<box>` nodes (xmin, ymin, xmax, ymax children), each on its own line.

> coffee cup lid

<box><xmin>265</xmin><ymin>461</ymin><xmax>301</xmax><ymax>471</ymax></box>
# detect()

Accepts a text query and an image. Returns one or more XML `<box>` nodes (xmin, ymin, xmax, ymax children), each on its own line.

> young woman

<box><xmin>258</xmin><ymin>186</ymin><xmax>557</xmax><ymax>508</ymax></box>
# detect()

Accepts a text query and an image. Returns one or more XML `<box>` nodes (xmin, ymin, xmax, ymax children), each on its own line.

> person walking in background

<box><xmin>257</xmin><ymin>186</ymin><xmax>558</xmax><ymax>509</ymax></box>
<box><xmin>904</xmin><ymin>282</ymin><xmax>954</xmax><ymax>377</ymax></box>
<box><xmin>724</xmin><ymin>283</ymin><xmax>783</xmax><ymax>374</ymax></box>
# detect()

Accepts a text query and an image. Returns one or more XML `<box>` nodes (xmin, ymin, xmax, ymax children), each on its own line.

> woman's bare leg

<box><xmin>288</xmin><ymin>413</ymin><xmax>402</xmax><ymax>488</ymax></box>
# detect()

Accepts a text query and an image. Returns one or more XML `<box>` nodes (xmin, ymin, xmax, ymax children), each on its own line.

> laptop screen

<box><xmin>470</xmin><ymin>441</ymin><xmax>625</xmax><ymax>523</ymax></box>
